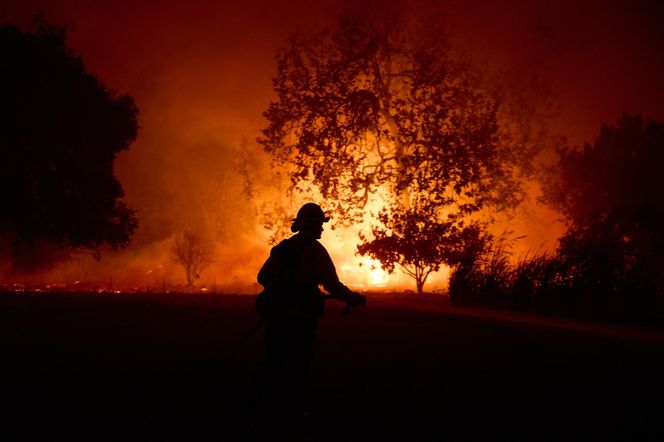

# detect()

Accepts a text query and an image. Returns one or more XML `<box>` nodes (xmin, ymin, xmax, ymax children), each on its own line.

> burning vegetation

<box><xmin>258</xmin><ymin>14</ymin><xmax>545</xmax><ymax>293</ymax></box>
<box><xmin>1</xmin><ymin>6</ymin><xmax>663</xmax><ymax>325</ymax></box>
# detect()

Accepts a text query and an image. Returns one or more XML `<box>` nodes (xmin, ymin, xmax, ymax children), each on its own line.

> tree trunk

<box><xmin>186</xmin><ymin>266</ymin><xmax>194</xmax><ymax>286</ymax></box>
<box><xmin>416</xmin><ymin>278</ymin><xmax>424</xmax><ymax>295</ymax></box>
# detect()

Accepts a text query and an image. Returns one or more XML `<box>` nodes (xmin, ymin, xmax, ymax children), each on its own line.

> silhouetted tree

<box><xmin>543</xmin><ymin>114</ymin><xmax>664</xmax><ymax>318</ymax></box>
<box><xmin>260</xmin><ymin>14</ymin><xmax>540</xmax><ymax>292</ymax></box>
<box><xmin>0</xmin><ymin>17</ymin><xmax>138</xmax><ymax>264</ymax></box>
<box><xmin>171</xmin><ymin>228</ymin><xmax>214</xmax><ymax>287</ymax></box>
<box><xmin>358</xmin><ymin>196</ymin><xmax>482</xmax><ymax>294</ymax></box>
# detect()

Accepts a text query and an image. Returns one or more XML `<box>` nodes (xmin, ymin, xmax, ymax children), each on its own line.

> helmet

<box><xmin>290</xmin><ymin>203</ymin><xmax>330</xmax><ymax>232</ymax></box>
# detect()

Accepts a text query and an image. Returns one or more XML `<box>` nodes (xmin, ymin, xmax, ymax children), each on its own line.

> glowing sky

<box><xmin>1</xmin><ymin>0</ymin><xmax>663</xmax><ymax>290</ymax></box>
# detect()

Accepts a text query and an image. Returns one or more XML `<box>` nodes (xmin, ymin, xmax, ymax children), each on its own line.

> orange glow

<box><xmin>314</xmin><ymin>188</ymin><xmax>448</xmax><ymax>292</ymax></box>
<box><xmin>1</xmin><ymin>1</ymin><xmax>661</xmax><ymax>293</ymax></box>
<box><xmin>338</xmin><ymin>256</ymin><xmax>389</xmax><ymax>290</ymax></box>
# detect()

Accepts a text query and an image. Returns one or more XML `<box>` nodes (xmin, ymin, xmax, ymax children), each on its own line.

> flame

<box><xmin>368</xmin><ymin>263</ymin><xmax>389</xmax><ymax>286</ymax></box>
<box><xmin>318</xmin><ymin>187</ymin><xmax>448</xmax><ymax>293</ymax></box>
<box><xmin>338</xmin><ymin>256</ymin><xmax>389</xmax><ymax>289</ymax></box>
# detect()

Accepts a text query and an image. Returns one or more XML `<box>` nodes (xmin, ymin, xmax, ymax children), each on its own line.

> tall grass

<box><xmin>448</xmin><ymin>237</ymin><xmax>664</xmax><ymax>326</ymax></box>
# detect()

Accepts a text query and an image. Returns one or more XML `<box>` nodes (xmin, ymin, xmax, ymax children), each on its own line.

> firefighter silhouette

<box><xmin>254</xmin><ymin>202</ymin><xmax>365</xmax><ymax>427</ymax></box>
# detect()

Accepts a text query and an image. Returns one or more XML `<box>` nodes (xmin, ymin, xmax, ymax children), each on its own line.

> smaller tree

<box><xmin>171</xmin><ymin>228</ymin><xmax>214</xmax><ymax>287</ymax></box>
<box><xmin>358</xmin><ymin>196</ymin><xmax>484</xmax><ymax>294</ymax></box>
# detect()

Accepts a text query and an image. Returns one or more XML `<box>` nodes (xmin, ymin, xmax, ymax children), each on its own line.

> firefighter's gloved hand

<box><xmin>347</xmin><ymin>292</ymin><xmax>366</xmax><ymax>308</ymax></box>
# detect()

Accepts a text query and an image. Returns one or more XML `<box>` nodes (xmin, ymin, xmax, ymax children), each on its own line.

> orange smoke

<box><xmin>2</xmin><ymin>0</ymin><xmax>661</xmax><ymax>292</ymax></box>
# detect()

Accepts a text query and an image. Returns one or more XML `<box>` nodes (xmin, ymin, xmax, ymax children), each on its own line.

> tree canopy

<box><xmin>259</xmin><ymin>15</ymin><xmax>540</xmax><ymax>292</ymax></box>
<box><xmin>0</xmin><ymin>18</ymin><xmax>138</xmax><ymax>263</ymax></box>
<box><xmin>357</xmin><ymin>195</ymin><xmax>483</xmax><ymax>293</ymax></box>
<box><xmin>543</xmin><ymin>114</ymin><xmax>664</xmax><ymax>295</ymax></box>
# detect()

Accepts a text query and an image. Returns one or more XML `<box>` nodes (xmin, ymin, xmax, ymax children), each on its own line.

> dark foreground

<box><xmin>2</xmin><ymin>292</ymin><xmax>663</xmax><ymax>440</ymax></box>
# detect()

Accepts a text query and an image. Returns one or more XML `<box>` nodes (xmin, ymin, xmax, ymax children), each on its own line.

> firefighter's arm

<box><xmin>325</xmin><ymin>284</ymin><xmax>366</xmax><ymax>307</ymax></box>
<box><xmin>317</xmin><ymin>247</ymin><xmax>366</xmax><ymax>308</ymax></box>
<box><xmin>322</xmin><ymin>260</ymin><xmax>367</xmax><ymax>307</ymax></box>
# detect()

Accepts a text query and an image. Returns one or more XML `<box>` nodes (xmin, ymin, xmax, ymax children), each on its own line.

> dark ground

<box><xmin>1</xmin><ymin>292</ymin><xmax>663</xmax><ymax>440</ymax></box>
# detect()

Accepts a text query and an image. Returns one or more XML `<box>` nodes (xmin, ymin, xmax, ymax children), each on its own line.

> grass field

<box><xmin>2</xmin><ymin>292</ymin><xmax>663</xmax><ymax>440</ymax></box>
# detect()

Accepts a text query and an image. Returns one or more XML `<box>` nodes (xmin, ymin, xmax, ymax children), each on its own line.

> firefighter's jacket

<box><xmin>257</xmin><ymin>233</ymin><xmax>353</xmax><ymax>318</ymax></box>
